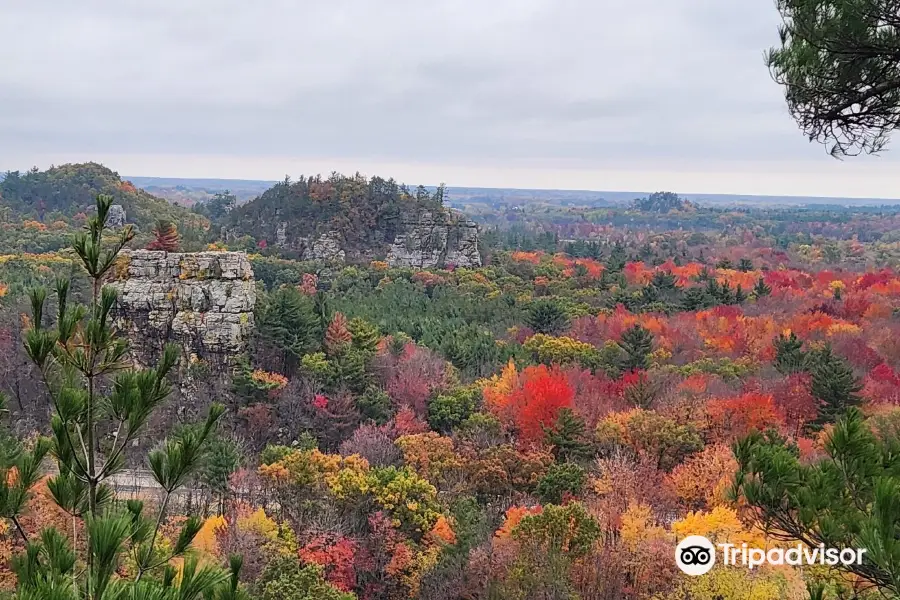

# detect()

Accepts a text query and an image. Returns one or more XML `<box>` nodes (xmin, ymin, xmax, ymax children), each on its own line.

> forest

<box><xmin>4</xmin><ymin>0</ymin><xmax>900</xmax><ymax>596</ymax></box>
<box><xmin>0</xmin><ymin>170</ymin><xmax>899</xmax><ymax>599</ymax></box>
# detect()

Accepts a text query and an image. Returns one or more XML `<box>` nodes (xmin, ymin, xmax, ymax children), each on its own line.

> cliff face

<box><xmin>262</xmin><ymin>211</ymin><xmax>481</xmax><ymax>268</ymax></box>
<box><xmin>386</xmin><ymin>211</ymin><xmax>481</xmax><ymax>268</ymax></box>
<box><xmin>109</xmin><ymin>250</ymin><xmax>255</xmax><ymax>364</ymax></box>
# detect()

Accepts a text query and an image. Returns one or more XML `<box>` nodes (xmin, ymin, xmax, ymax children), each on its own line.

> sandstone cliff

<box><xmin>108</xmin><ymin>250</ymin><xmax>255</xmax><ymax>364</ymax></box>
<box><xmin>386</xmin><ymin>211</ymin><xmax>480</xmax><ymax>268</ymax></box>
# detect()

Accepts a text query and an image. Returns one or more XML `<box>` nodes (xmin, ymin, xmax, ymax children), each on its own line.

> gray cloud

<box><xmin>2</xmin><ymin>0</ymin><xmax>898</xmax><ymax>190</ymax></box>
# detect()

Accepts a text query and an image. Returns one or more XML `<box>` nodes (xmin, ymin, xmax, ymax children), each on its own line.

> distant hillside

<box><xmin>0</xmin><ymin>163</ymin><xmax>191</xmax><ymax>228</ymax></box>
<box><xmin>126</xmin><ymin>176</ymin><xmax>900</xmax><ymax>209</ymax></box>
<box><xmin>126</xmin><ymin>176</ymin><xmax>274</xmax><ymax>206</ymax></box>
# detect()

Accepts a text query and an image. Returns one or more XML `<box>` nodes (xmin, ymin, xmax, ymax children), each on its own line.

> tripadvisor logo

<box><xmin>675</xmin><ymin>536</ymin><xmax>866</xmax><ymax>576</ymax></box>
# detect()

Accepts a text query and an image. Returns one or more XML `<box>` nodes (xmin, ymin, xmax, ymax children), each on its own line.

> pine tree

<box><xmin>807</xmin><ymin>344</ymin><xmax>862</xmax><ymax>427</ymax></box>
<box><xmin>146</xmin><ymin>219</ymin><xmax>180</xmax><ymax>252</ymax></box>
<box><xmin>544</xmin><ymin>408</ymin><xmax>593</xmax><ymax>461</ymax></box>
<box><xmin>734</xmin><ymin>284</ymin><xmax>747</xmax><ymax>304</ymax></box>
<box><xmin>324</xmin><ymin>312</ymin><xmax>352</xmax><ymax>356</ymax></box>
<box><xmin>14</xmin><ymin>195</ymin><xmax>243</xmax><ymax>599</ymax></box>
<box><xmin>773</xmin><ymin>332</ymin><xmax>806</xmax><ymax>374</ymax></box>
<box><xmin>348</xmin><ymin>317</ymin><xmax>380</xmax><ymax>353</ymax></box>
<box><xmin>618</xmin><ymin>324</ymin><xmax>653</xmax><ymax>372</ymax></box>
<box><xmin>752</xmin><ymin>276</ymin><xmax>772</xmax><ymax>298</ymax></box>
<box><xmin>526</xmin><ymin>299</ymin><xmax>570</xmax><ymax>335</ymax></box>
<box><xmin>733</xmin><ymin>408</ymin><xmax>900</xmax><ymax>595</ymax></box>
<box><xmin>257</xmin><ymin>286</ymin><xmax>321</xmax><ymax>373</ymax></box>
<box><xmin>738</xmin><ymin>258</ymin><xmax>754</xmax><ymax>272</ymax></box>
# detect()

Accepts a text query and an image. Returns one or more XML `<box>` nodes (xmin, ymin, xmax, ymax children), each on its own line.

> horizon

<box><xmin>5</xmin><ymin>2</ymin><xmax>900</xmax><ymax>200</ymax></box>
<box><xmin>6</xmin><ymin>156</ymin><xmax>900</xmax><ymax>202</ymax></box>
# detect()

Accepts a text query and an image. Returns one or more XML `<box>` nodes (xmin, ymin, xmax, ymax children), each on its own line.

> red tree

<box><xmin>145</xmin><ymin>219</ymin><xmax>180</xmax><ymax>251</ymax></box>
<box><xmin>502</xmin><ymin>365</ymin><xmax>575</xmax><ymax>445</ymax></box>
<box><xmin>325</xmin><ymin>312</ymin><xmax>352</xmax><ymax>355</ymax></box>
<box><xmin>706</xmin><ymin>392</ymin><xmax>785</xmax><ymax>443</ymax></box>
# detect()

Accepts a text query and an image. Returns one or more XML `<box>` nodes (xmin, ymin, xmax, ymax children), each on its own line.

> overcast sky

<box><xmin>2</xmin><ymin>0</ymin><xmax>900</xmax><ymax>198</ymax></box>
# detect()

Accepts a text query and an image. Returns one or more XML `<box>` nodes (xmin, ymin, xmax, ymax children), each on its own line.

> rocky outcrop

<box><xmin>387</xmin><ymin>211</ymin><xmax>481</xmax><ymax>268</ymax></box>
<box><xmin>107</xmin><ymin>204</ymin><xmax>127</xmax><ymax>227</ymax></box>
<box><xmin>108</xmin><ymin>250</ymin><xmax>255</xmax><ymax>365</ymax></box>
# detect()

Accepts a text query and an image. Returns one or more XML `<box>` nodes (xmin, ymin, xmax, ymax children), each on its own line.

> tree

<box><xmin>427</xmin><ymin>386</ymin><xmax>479</xmax><ymax>433</ymax></box>
<box><xmin>498</xmin><ymin>503</ymin><xmax>600</xmax><ymax>600</ymax></box>
<box><xmin>498</xmin><ymin>365</ymin><xmax>575</xmax><ymax>445</ymax></box>
<box><xmin>544</xmin><ymin>408</ymin><xmax>593</xmax><ymax>461</ymax></box>
<box><xmin>14</xmin><ymin>195</ymin><xmax>240</xmax><ymax>599</ymax></box>
<box><xmin>257</xmin><ymin>556</ymin><xmax>354</xmax><ymax>600</ymax></box>
<box><xmin>773</xmin><ymin>331</ymin><xmax>806</xmax><ymax>374</ymax></box>
<box><xmin>767</xmin><ymin>0</ymin><xmax>900</xmax><ymax>156</ymax></box>
<box><xmin>752</xmin><ymin>276</ymin><xmax>771</xmax><ymax>298</ymax></box>
<box><xmin>256</xmin><ymin>287</ymin><xmax>320</xmax><ymax>373</ymax></box>
<box><xmin>732</xmin><ymin>408</ymin><xmax>900</xmax><ymax>595</ymax></box>
<box><xmin>146</xmin><ymin>219</ymin><xmax>180</xmax><ymax>251</ymax></box>
<box><xmin>526</xmin><ymin>299</ymin><xmax>569</xmax><ymax>335</ymax></box>
<box><xmin>536</xmin><ymin>462</ymin><xmax>586</xmax><ymax>504</ymax></box>
<box><xmin>807</xmin><ymin>344</ymin><xmax>863</xmax><ymax>427</ymax></box>
<box><xmin>618</xmin><ymin>324</ymin><xmax>653</xmax><ymax>372</ymax></box>
<box><xmin>324</xmin><ymin>312</ymin><xmax>352</xmax><ymax>356</ymax></box>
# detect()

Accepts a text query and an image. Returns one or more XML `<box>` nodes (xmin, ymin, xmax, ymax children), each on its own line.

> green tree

<box><xmin>732</xmin><ymin>409</ymin><xmax>900</xmax><ymax>594</ymax></box>
<box><xmin>256</xmin><ymin>286</ymin><xmax>321</xmax><ymax>373</ymax></box>
<box><xmin>356</xmin><ymin>385</ymin><xmax>393</xmax><ymax>425</ymax></box>
<box><xmin>752</xmin><ymin>276</ymin><xmax>772</xmax><ymax>298</ymax></box>
<box><xmin>14</xmin><ymin>195</ymin><xmax>240</xmax><ymax>599</ymax></box>
<box><xmin>536</xmin><ymin>462</ymin><xmax>586</xmax><ymax>504</ymax></box>
<box><xmin>773</xmin><ymin>331</ymin><xmax>806</xmax><ymax>374</ymax></box>
<box><xmin>738</xmin><ymin>258</ymin><xmax>754</xmax><ymax>272</ymax></box>
<box><xmin>199</xmin><ymin>434</ymin><xmax>242</xmax><ymax>516</ymax></box>
<box><xmin>618</xmin><ymin>324</ymin><xmax>653</xmax><ymax>372</ymax></box>
<box><xmin>498</xmin><ymin>503</ymin><xmax>600</xmax><ymax>600</ymax></box>
<box><xmin>257</xmin><ymin>556</ymin><xmax>354</xmax><ymax>600</ymax></box>
<box><xmin>427</xmin><ymin>386</ymin><xmax>479</xmax><ymax>433</ymax></box>
<box><xmin>526</xmin><ymin>299</ymin><xmax>570</xmax><ymax>335</ymax></box>
<box><xmin>766</xmin><ymin>0</ymin><xmax>900</xmax><ymax>156</ymax></box>
<box><xmin>544</xmin><ymin>408</ymin><xmax>593</xmax><ymax>462</ymax></box>
<box><xmin>807</xmin><ymin>344</ymin><xmax>863</xmax><ymax>427</ymax></box>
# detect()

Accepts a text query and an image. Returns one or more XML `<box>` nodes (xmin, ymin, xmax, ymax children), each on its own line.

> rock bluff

<box><xmin>108</xmin><ymin>250</ymin><xmax>255</xmax><ymax>364</ymax></box>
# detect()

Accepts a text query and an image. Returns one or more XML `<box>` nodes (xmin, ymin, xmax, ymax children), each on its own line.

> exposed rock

<box><xmin>107</xmin><ymin>204</ymin><xmax>127</xmax><ymax>227</ymax></box>
<box><xmin>108</xmin><ymin>250</ymin><xmax>255</xmax><ymax>365</ymax></box>
<box><xmin>301</xmin><ymin>231</ymin><xmax>346</xmax><ymax>262</ymax></box>
<box><xmin>275</xmin><ymin>221</ymin><xmax>288</xmax><ymax>248</ymax></box>
<box><xmin>387</xmin><ymin>211</ymin><xmax>481</xmax><ymax>268</ymax></box>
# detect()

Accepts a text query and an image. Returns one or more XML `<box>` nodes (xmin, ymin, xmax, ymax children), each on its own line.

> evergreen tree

<box><xmin>13</xmin><ymin>195</ymin><xmax>241</xmax><ymax>599</ymax></box>
<box><xmin>807</xmin><ymin>344</ymin><xmax>862</xmax><ymax>427</ymax></box>
<box><xmin>605</xmin><ymin>241</ymin><xmax>627</xmax><ymax>273</ymax></box>
<box><xmin>257</xmin><ymin>286</ymin><xmax>321</xmax><ymax>373</ymax></box>
<box><xmin>738</xmin><ymin>258</ymin><xmax>754</xmax><ymax>272</ymax></box>
<box><xmin>681</xmin><ymin>286</ymin><xmax>712</xmax><ymax>311</ymax></box>
<box><xmin>348</xmin><ymin>317</ymin><xmax>380</xmax><ymax>353</ymax></box>
<box><xmin>526</xmin><ymin>299</ymin><xmax>570</xmax><ymax>335</ymax></box>
<box><xmin>544</xmin><ymin>408</ymin><xmax>593</xmax><ymax>461</ymax></box>
<box><xmin>733</xmin><ymin>409</ymin><xmax>900</xmax><ymax>595</ymax></box>
<box><xmin>618</xmin><ymin>324</ymin><xmax>653</xmax><ymax>372</ymax></box>
<box><xmin>752</xmin><ymin>276</ymin><xmax>772</xmax><ymax>298</ymax></box>
<box><xmin>773</xmin><ymin>332</ymin><xmax>806</xmax><ymax>375</ymax></box>
<box><xmin>536</xmin><ymin>463</ymin><xmax>586</xmax><ymax>504</ymax></box>
<box><xmin>734</xmin><ymin>284</ymin><xmax>747</xmax><ymax>304</ymax></box>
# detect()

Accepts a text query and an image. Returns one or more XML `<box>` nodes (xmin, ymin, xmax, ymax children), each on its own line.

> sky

<box><xmin>2</xmin><ymin>0</ymin><xmax>900</xmax><ymax>198</ymax></box>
